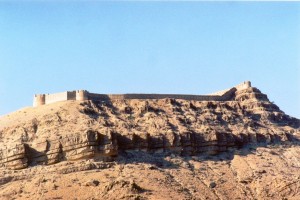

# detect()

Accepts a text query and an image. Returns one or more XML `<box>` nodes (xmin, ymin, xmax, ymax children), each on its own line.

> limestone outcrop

<box><xmin>0</xmin><ymin>86</ymin><xmax>299</xmax><ymax>170</ymax></box>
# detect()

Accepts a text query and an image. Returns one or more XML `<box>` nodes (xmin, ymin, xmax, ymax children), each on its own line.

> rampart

<box><xmin>33</xmin><ymin>81</ymin><xmax>251</xmax><ymax>107</ymax></box>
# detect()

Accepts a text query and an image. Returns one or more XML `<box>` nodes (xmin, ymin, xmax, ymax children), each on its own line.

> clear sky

<box><xmin>0</xmin><ymin>2</ymin><xmax>299</xmax><ymax>118</ymax></box>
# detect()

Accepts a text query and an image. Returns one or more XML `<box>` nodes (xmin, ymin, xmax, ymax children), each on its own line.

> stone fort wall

<box><xmin>33</xmin><ymin>91</ymin><xmax>83</xmax><ymax>107</ymax></box>
<box><xmin>33</xmin><ymin>81</ymin><xmax>251</xmax><ymax>107</ymax></box>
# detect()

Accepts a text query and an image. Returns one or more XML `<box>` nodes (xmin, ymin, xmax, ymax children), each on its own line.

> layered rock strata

<box><xmin>0</xmin><ymin>86</ymin><xmax>299</xmax><ymax>170</ymax></box>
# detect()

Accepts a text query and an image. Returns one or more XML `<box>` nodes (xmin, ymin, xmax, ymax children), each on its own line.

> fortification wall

<box><xmin>68</xmin><ymin>91</ymin><xmax>76</xmax><ymax>100</ymax></box>
<box><xmin>85</xmin><ymin>93</ymin><xmax>231</xmax><ymax>101</ymax></box>
<box><xmin>45</xmin><ymin>92</ymin><xmax>69</xmax><ymax>104</ymax></box>
<box><xmin>209</xmin><ymin>88</ymin><xmax>231</xmax><ymax>96</ymax></box>
<box><xmin>209</xmin><ymin>81</ymin><xmax>250</xmax><ymax>96</ymax></box>
<box><xmin>108</xmin><ymin>94</ymin><xmax>228</xmax><ymax>101</ymax></box>
<box><xmin>87</xmin><ymin>93</ymin><xmax>110</xmax><ymax>101</ymax></box>
<box><xmin>235</xmin><ymin>81</ymin><xmax>251</xmax><ymax>91</ymax></box>
<box><xmin>220</xmin><ymin>88</ymin><xmax>237</xmax><ymax>100</ymax></box>
<box><xmin>33</xmin><ymin>81</ymin><xmax>252</xmax><ymax>106</ymax></box>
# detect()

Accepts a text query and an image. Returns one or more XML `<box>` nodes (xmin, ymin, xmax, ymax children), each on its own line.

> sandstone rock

<box><xmin>0</xmin><ymin>85</ymin><xmax>299</xmax><ymax>172</ymax></box>
<box><xmin>0</xmin><ymin>144</ymin><xmax>28</xmax><ymax>170</ymax></box>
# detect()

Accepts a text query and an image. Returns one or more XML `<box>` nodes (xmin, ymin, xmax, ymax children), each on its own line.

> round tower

<box><xmin>33</xmin><ymin>94</ymin><xmax>45</xmax><ymax>107</ymax></box>
<box><xmin>76</xmin><ymin>90</ymin><xmax>88</xmax><ymax>101</ymax></box>
<box><xmin>244</xmin><ymin>81</ymin><xmax>251</xmax><ymax>88</ymax></box>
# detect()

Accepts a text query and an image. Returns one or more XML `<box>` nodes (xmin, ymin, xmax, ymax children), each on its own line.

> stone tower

<box><xmin>244</xmin><ymin>81</ymin><xmax>251</xmax><ymax>88</ymax></box>
<box><xmin>235</xmin><ymin>81</ymin><xmax>251</xmax><ymax>91</ymax></box>
<box><xmin>76</xmin><ymin>90</ymin><xmax>88</xmax><ymax>101</ymax></box>
<box><xmin>33</xmin><ymin>94</ymin><xmax>46</xmax><ymax>107</ymax></box>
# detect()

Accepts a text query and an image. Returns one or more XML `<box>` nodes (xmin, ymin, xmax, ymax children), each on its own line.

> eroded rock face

<box><xmin>0</xmin><ymin>87</ymin><xmax>299</xmax><ymax>170</ymax></box>
<box><xmin>0</xmin><ymin>144</ymin><xmax>27</xmax><ymax>170</ymax></box>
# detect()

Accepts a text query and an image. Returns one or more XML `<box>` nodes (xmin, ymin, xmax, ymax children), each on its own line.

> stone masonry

<box><xmin>33</xmin><ymin>81</ymin><xmax>251</xmax><ymax>107</ymax></box>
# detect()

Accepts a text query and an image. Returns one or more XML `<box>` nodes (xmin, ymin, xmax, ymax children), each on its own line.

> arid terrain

<box><xmin>0</xmin><ymin>86</ymin><xmax>300</xmax><ymax>200</ymax></box>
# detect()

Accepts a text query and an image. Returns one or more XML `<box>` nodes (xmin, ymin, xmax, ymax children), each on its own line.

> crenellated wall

<box><xmin>235</xmin><ymin>81</ymin><xmax>251</xmax><ymax>91</ymax></box>
<box><xmin>33</xmin><ymin>81</ymin><xmax>251</xmax><ymax>107</ymax></box>
<box><xmin>45</xmin><ymin>92</ymin><xmax>69</xmax><ymax>104</ymax></box>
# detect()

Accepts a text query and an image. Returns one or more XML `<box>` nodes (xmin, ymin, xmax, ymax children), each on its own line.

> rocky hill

<box><xmin>0</xmin><ymin>85</ymin><xmax>300</xmax><ymax>199</ymax></box>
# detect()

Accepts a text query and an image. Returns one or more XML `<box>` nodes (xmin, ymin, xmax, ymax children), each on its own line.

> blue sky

<box><xmin>0</xmin><ymin>2</ymin><xmax>299</xmax><ymax>118</ymax></box>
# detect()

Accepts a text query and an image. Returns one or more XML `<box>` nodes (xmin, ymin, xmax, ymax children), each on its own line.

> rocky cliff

<box><xmin>0</xmin><ymin>86</ymin><xmax>299</xmax><ymax>170</ymax></box>
<box><xmin>0</xmin><ymin>86</ymin><xmax>300</xmax><ymax>199</ymax></box>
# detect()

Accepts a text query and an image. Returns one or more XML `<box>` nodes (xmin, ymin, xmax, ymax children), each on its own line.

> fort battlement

<box><xmin>33</xmin><ymin>81</ymin><xmax>251</xmax><ymax>107</ymax></box>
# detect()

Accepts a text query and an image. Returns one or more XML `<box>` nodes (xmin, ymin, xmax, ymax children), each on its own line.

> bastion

<box><xmin>33</xmin><ymin>81</ymin><xmax>251</xmax><ymax>107</ymax></box>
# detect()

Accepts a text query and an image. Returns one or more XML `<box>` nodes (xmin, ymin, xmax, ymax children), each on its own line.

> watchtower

<box><xmin>244</xmin><ymin>81</ymin><xmax>251</xmax><ymax>88</ymax></box>
<box><xmin>33</xmin><ymin>94</ymin><xmax>46</xmax><ymax>107</ymax></box>
<box><xmin>76</xmin><ymin>90</ymin><xmax>88</xmax><ymax>101</ymax></box>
